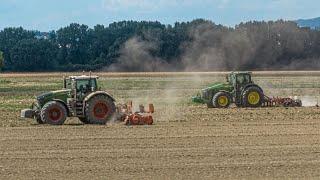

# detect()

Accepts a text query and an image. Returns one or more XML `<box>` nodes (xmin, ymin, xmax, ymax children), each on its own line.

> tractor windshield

<box><xmin>76</xmin><ymin>79</ymin><xmax>97</xmax><ymax>92</ymax></box>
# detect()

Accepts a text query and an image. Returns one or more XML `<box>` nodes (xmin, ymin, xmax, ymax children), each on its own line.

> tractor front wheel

<box><xmin>242</xmin><ymin>86</ymin><xmax>264</xmax><ymax>108</ymax></box>
<box><xmin>35</xmin><ymin>114</ymin><xmax>45</xmax><ymax>124</ymax></box>
<box><xmin>212</xmin><ymin>92</ymin><xmax>231</xmax><ymax>108</ymax></box>
<box><xmin>206</xmin><ymin>102</ymin><xmax>214</xmax><ymax>108</ymax></box>
<box><xmin>40</xmin><ymin>101</ymin><xmax>67</xmax><ymax>125</ymax></box>
<box><xmin>78</xmin><ymin>117</ymin><xmax>90</xmax><ymax>124</ymax></box>
<box><xmin>85</xmin><ymin>95</ymin><xmax>116</xmax><ymax>125</ymax></box>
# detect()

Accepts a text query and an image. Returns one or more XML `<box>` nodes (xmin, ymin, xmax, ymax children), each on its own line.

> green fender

<box><xmin>84</xmin><ymin>91</ymin><xmax>116</xmax><ymax>103</ymax></box>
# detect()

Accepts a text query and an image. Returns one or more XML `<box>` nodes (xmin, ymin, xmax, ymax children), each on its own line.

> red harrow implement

<box><xmin>117</xmin><ymin>101</ymin><xmax>154</xmax><ymax>125</ymax></box>
<box><xmin>263</xmin><ymin>96</ymin><xmax>302</xmax><ymax>107</ymax></box>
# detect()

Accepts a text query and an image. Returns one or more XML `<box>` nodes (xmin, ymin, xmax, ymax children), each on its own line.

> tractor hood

<box><xmin>36</xmin><ymin>89</ymin><xmax>71</xmax><ymax>106</ymax></box>
<box><xmin>193</xmin><ymin>82</ymin><xmax>233</xmax><ymax>104</ymax></box>
<box><xmin>37</xmin><ymin>89</ymin><xmax>70</xmax><ymax>99</ymax></box>
<box><xmin>202</xmin><ymin>82</ymin><xmax>232</xmax><ymax>91</ymax></box>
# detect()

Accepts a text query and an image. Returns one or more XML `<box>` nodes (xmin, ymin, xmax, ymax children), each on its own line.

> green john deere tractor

<box><xmin>21</xmin><ymin>75</ymin><xmax>116</xmax><ymax>125</ymax></box>
<box><xmin>192</xmin><ymin>72</ymin><xmax>265</xmax><ymax>108</ymax></box>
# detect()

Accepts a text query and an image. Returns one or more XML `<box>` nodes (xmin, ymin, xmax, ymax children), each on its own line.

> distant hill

<box><xmin>296</xmin><ymin>17</ymin><xmax>320</xmax><ymax>29</ymax></box>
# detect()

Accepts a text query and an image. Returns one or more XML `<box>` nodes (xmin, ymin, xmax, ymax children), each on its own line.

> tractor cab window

<box><xmin>65</xmin><ymin>79</ymin><xmax>71</xmax><ymax>89</ymax></box>
<box><xmin>231</xmin><ymin>75</ymin><xmax>236</xmax><ymax>85</ymax></box>
<box><xmin>236</xmin><ymin>74</ymin><xmax>251</xmax><ymax>85</ymax></box>
<box><xmin>237</xmin><ymin>75</ymin><xmax>244</xmax><ymax>84</ymax></box>
<box><xmin>226</xmin><ymin>75</ymin><xmax>231</xmax><ymax>83</ymax></box>
<box><xmin>76</xmin><ymin>79</ymin><xmax>97</xmax><ymax>93</ymax></box>
<box><xmin>243</xmin><ymin>74</ymin><xmax>251</xmax><ymax>84</ymax></box>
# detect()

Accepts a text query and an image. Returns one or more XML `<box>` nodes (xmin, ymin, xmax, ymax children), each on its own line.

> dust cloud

<box><xmin>107</xmin><ymin>37</ymin><xmax>169</xmax><ymax>72</ymax></box>
<box><xmin>106</xmin><ymin>22</ymin><xmax>259</xmax><ymax>72</ymax></box>
<box><xmin>300</xmin><ymin>96</ymin><xmax>319</xmax><ymax>107</ymax></box>
<box><xmin>105</xmin><ymin>20</ymin><xmax>320</xmax><ymax>72</ymax></box>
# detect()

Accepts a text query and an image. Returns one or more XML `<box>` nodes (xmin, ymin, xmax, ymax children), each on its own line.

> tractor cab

<box><xmin>228</xmin><ymin>72</ymin><xmax>253</xmax><ymax>87</ymax></box>
<box><xmin>64</xmin><ymin>75</ymin><xmax>99</xmax><ymax>100</ymax></box>
<box><xmin>228</xmin><ymin>72</ymin><xmax>254</xmax><ymax>105</ymax></box>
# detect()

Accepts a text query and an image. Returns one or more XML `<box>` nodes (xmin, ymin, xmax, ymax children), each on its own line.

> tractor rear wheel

<box><xmin>242</xmin><ymin>86</ymin><xmax>264</xmax><ymax>108</ymax></box>
<box><xmin>85</xmin><ymin>95</ymin><xmax>116</xmax><ymax>125</ymax></box>
<box><xmin>41</xmin><ymin>101</ymin><xmax>67</xmax><ymax>125</ymax></box>
<box><xmin>212</xmin><ymin>92</ymin><xmax>231</xmax><ymax>108</ymax></box>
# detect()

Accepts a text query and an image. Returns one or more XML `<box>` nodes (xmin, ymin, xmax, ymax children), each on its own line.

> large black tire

<box><xmin>85</xmin><ymin>95</ymin><xmax>116</xmax><ymax>125</ymax></box>
<box><xmin>41</xmin><ymin>101</ymin><xmax>67</xmax><ymax>125</ymax></box>
<box><xmin>35</xmin><ymin>114</ymin><xmax>45</xmax><ymax>124</ymax></box>
<box><xmin>78</xmin><ymin>117</ymin><xmax>90</xmax><ymax>124</ymax></box>
<box><xmin>207</xmin><ymin>101</ymin><xmax>214</xmax><ymax>108</ymax></box>
<box><xmin>212</xmin><ymin>92</ymin><xmax>232</xmax><ymax>108</ymax></box>
<box><xmin>242</xmin><ymin>86</ymin><xmax>264</xmax><ymax>108</ymax></box>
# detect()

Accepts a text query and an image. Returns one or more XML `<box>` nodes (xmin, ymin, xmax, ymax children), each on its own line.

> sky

<box><xmin>0</xmin><ymin>0</ymin><xmax>319</xmax><ymax>31</ymax></box>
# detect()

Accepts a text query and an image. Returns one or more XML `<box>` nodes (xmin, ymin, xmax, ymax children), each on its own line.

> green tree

<box><xmin>0</xmin><ymin>51</ymin><xmax>4</xmax><ymax>70</ymax></box>
<box><xmin>0</xmin><ymin>20</ymin><xmax>320</xmax><ymax>71</ymax></box>
<box><xmin>0</xmin><ymin>27</ymin><xmax>36</xmax><ymax>70</ymax></box>
<box><xmin>10</xmin><ymin>39</ymin><xmax>58</xmax><ymax>71</ymax></box>
<box><xmin>56</xmin><ymin>23</ymin><xmax>91</xmax><ymax>65</ymax></box>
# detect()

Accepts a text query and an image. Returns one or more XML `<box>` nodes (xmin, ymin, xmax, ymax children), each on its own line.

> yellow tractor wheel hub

<box><xmin>218</xmin><ymin>96</ymin><xmax>229</xmax><ymax>106</ymax></box>
<box><xmin>248</xmin><ymin>91</ymin><xmax>260</xmax><ymax>105</ymax></box>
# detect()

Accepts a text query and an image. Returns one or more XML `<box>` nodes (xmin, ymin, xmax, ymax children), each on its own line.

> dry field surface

<box><xmin>1</xmin><ymin>72</ymin><xmax>320</xmax><ymax>179</ymax></box>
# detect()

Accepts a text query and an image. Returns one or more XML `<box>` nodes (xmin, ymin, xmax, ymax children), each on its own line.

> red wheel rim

<box><xmin>49</xmin><ymin>107</ymin><xmax>62</xmax><ymax>122</ymax></box>
<box><xmin>93</xmin><ymin>102</ymin><xmax>109</xmax><ymax>119</ymax></box>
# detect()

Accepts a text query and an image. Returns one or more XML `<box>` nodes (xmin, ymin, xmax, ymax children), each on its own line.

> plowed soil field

<box><xmin>1</xmin><ymin>72</ymin><xmax>320</xmax><ymax>179</ymax></box>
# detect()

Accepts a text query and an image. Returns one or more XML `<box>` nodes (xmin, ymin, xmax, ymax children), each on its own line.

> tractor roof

<box><xmin>230</xmin><ymin>71</ymin><xmax>252</xmax><ymax>75</ymax></box>
<box><xmin>68</xmin><ymin>75</ymin><xmax>99</xmax><ymax>80</ymax></box>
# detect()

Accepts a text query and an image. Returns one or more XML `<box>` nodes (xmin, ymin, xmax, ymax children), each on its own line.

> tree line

<box><xmin>0</xmin><ymin>19</ymin><xmax>320</xmax><ymax>72</ymax></box>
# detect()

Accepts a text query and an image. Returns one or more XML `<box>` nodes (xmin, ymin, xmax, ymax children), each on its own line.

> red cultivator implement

<box><xmin>117</xmin><ymin>101</ymin><xmax>154</xmax><ymax>125</ymax></box>
<box><xmin>263</xmin><ymin>96</ymin><xmax>302</xmax><ymax>107</ymax></box>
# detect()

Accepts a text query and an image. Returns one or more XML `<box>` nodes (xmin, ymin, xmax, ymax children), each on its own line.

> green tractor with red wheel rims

<box><xmin>21</xmin><ymin>75</ymin><xmax>116</xmax><ymax>125</ymax></box>
<box><xmin>192</xmin><ymin>72</ymin><xmax>266</xmax><ymax>108</ymax></box>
